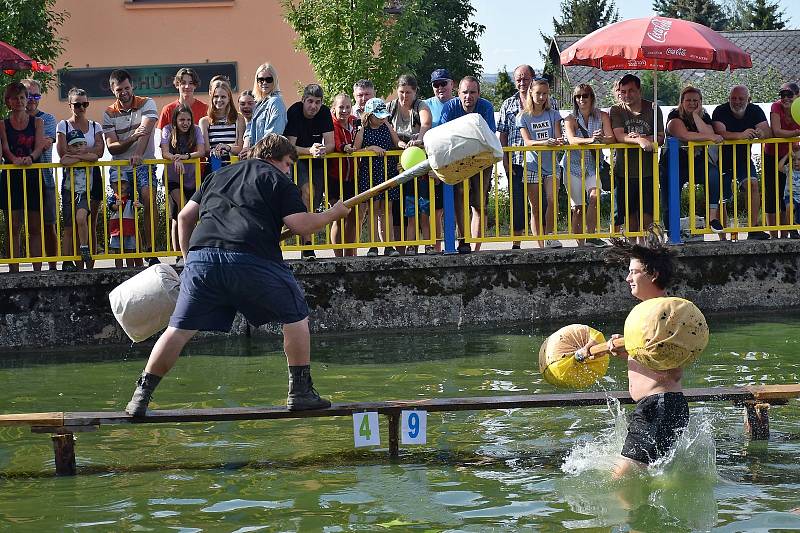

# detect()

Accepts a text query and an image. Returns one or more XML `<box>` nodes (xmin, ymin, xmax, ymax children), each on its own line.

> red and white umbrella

<box><xmin>0</xmin><ymin>40</ymin><xmax>53</xmax><ymax>76</ymax></box>
<box><xmin>560</xmin><ymin>17</ymin><xmax>752</xmax><ymax>103</ymax></box>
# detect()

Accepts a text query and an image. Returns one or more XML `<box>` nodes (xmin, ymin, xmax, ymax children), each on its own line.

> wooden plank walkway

<box><xmin>1</xmin><ymin>384</ymin><xmax>797</xmax><ymax>476</ymax></box>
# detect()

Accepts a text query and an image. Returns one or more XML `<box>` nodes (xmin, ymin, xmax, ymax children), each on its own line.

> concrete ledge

<box><xmin>1</xmin><ymin>240</ymin><xmax>799</xmax><ymax>350</ymax></box>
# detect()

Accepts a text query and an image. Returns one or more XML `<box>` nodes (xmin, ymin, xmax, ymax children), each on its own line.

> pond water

<box><xmin>1</xmin><ymin>313</ymin><xmax>799</xmax><ymax>531</ymax></box>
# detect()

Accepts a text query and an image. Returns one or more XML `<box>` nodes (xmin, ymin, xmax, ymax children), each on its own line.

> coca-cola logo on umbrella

<box><xmin>646</xmin><ymin>19</ymin><xmax>672</xmax><ymax>43</ymax></box>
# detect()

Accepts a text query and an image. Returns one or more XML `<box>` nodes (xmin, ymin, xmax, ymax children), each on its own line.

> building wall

<box><xmin>42</xmin><ymin>0</ymin><xmax>317</xmax><ymax>122</ymax></box>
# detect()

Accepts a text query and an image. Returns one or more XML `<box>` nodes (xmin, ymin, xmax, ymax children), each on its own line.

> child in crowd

<box><xmin>518</xmin><ymin>78</ymin><xmax>564</xmax><ymax>248</ymax></box>
<box><xmin>108</xmin><ymin>174</ymin><xmax>142</xmax><ymax>268</ymax></box>
<box><xmin>199</xmin><ymin>78</ymin><xmax>245</xmax><ymax>176</ymax></box>
<box><xmin>59</xmin><ymin>129</ymin><xmax>95</xmax><ymax>271</ymax></box>
<box><xmin>161</xmin><ymin>105</ymin><xmax>205</xmax><ymax>255</ymax></box>
<box><xmin>354</xmin><ymin>97</ymin><xmax>402</xmax><ymax>257</ymax></box>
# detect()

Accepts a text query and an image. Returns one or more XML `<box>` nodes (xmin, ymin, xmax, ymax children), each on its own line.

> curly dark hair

<box><xmin>605</xmin><ymin>226</ymin><xmax>675</xmax><ymax>290</ymax></box>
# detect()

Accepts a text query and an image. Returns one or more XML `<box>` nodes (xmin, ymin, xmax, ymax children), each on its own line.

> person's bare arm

<box><xmin>771</xmin><ymin>112</ymin><xmax>798</xmax><ymax>138</ymax></box>
<box><xmin>130</xmin><ymin>116</ymin><xmax>156</xmax><ymax>165</ymax></box>
<box><xmin>177</xmin><ymin>200</ymin><xmax>200</xmax><ymax>261</ymax></box>
<box><xmin>283</xmin><ymin>200</ymin><xmax>351</xmax><ymax>236</ymax></box>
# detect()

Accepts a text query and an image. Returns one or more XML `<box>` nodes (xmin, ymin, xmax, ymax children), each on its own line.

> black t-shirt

<box><xmin>711</xmin><ymin>102</ymin><xmax>768</xmax><ymax>174</ymax></box>
<box><xmin>189</xmin><ymin>159</ymin><xmax>307</xmax><ymax>262</ymax></box>
<box><xmin>666</xmin><ymin>108</ymin><xmax>712</xmax><ymax>134</ymax></box>
<box><xmin>284</xmin><ymin>102</ymin><xmax>334</xmax><ymax>176</ymax></box>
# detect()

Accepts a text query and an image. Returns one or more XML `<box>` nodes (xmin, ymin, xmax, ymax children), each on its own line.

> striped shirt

<box><xmin>102</xmin><ymin>96</ymin><xmax>158</xmax><ymax>160</ymax></box>
<box><xmin>207</xmin><ymin>121</ymin><xmax>237</xmax><ymax>151</ymax></box>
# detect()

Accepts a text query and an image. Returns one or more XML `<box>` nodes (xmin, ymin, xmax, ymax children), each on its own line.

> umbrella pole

<box><xmin>653</xmin><ymin>61</ymin><xmax>658</xmax><ymax>109</ymax></box>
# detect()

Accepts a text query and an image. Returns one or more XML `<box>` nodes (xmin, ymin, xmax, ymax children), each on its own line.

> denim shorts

<box><xmin>170</xmin><ymin>247</ymin><xmax>309</xmax><ymax>332</ymax></box>
<box><xmin>109</xmin><ymin>164</ymin><xmax>156</xmax><ymax>193</ymax></box>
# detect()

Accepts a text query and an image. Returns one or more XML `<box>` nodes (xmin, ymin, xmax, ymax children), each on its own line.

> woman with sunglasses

<box><xmin>55</xmin><ymin>87</ymin><xmax>105</xmax><ymax>271</ymax></box>
<box><xmin>0</xmin><ymin>81</ymin><xmax>46</xmax><ymax>272</ymax></box>
<box><xmin>764</xmin><ymin>83</ymin><xmax>800</xmax><ymax>238</ymax></box>
<box><xmin>562</xmin><ymin>83</ymin><xmax>613</xmax><ymax>247</ymax></box>
<box><xmin>244</xmin><ymin>63</ymin><xmax>286</xmax><ymax>149</ymax></box>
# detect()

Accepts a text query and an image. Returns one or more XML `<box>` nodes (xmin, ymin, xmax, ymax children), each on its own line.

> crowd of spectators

<box><xmin>1</xmin><ymin>62</ymin><xmax>800</xmax><ymax>272</ymax></box>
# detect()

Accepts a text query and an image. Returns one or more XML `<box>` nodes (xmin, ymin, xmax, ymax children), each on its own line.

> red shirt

<box><xmin>328</xmin><ymin>113</ymin><xmax>357</xmax><ymax>182</ymax></box>
<box><xmin>158</xmin><ymin>98</ymin><xmax>208</xmax><ymax>129</ymax></box>
<box><xmin>764</xmin><ymin>100</ymin><xmax>800</xmax><ymax>157</ymax></box>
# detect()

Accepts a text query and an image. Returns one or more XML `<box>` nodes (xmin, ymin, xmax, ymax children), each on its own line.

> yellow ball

<box><xmin>400</xmin><ymin>146</ymin><xmax>427</xmax><ymax>171</ymax></box>
<box><xmin>792</xmin><ymin>97</ymin><xmax>800</xmax><ymax>126</ymax></box>
<box><xmin>623</xmin><ymin>297</ymin><xmax>709</xmax><ymax>371</ymax></box>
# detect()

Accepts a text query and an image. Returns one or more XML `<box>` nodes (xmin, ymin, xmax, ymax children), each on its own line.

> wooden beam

<box><xmin>0</xmin><ymin>412</ymin><xmax>63</xmax><ymax>427</ymax></box>
<box><xmin>52</xmin><ymin>433</ymin><xmax>76</xmax><ymax>476</ymax></box>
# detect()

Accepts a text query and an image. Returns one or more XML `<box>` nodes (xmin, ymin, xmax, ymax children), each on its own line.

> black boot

<box><xmin>287</xmin><ymin>365</ymin><xmax>331</xmax><ymax>411</ymax></box>
<box><xmin>125</xmin><ymin>371</ymin><xmax>162</xmax><ymax>416</ymax></box>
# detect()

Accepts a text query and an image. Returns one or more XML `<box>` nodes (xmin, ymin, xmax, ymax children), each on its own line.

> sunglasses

<box><xmin>779</xmin><ymin>91</ymin><xmax>795</xmax><ymax>98</ymax></box>
<box><xmin>257</xmin><ymin>76</ymin><xmax>274</xmax><ymax>84</ymax></box>
<box><xmin>71</xmin><ymin>101</ymin><xmax>90</xmax><ymax>109</ymax></box>
<box><xmin>574</xmin><ymin>93</ymin><xmax>592</xmax><ymax>99</ymax></box>
<box><xmin>27</xmin><ymin>94</ymin><xmax>41</xmax><ymax>101</ymax></box>
<box><xmin>432</xmin><ymin>80</ymin><xmax>449</xmax><ymax>88</ymax></box>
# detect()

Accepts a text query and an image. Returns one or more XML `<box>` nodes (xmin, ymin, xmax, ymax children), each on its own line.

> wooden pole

<box><xmin>51</xmin><ymin>432</ymin><xmax>76</xmax><ymax>476</ymax></box>
<box><xmin>744</xmin><ymin>401</ymin><xmax>770</xmax><ymax>440</ymax></box>
<box><xmin>387</xmin><ymin>411</ymin><xmax>400</xmax><ymax>458</ymax></box>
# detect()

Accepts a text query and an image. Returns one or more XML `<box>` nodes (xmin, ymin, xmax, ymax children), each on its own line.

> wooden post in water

<box><xmin>387</xmin><ymin>411</ymin><xmax>400</xmax><ymax>458</ymax></box>
<box><xmin>51</xmin><ymin>432</ymin><xmax>76</xmax><ymax>476</ymax></box>
<box><xmin>744</xmin><ymin>401</ymin><xmax>770</xmax><ymax>440</ymax></box>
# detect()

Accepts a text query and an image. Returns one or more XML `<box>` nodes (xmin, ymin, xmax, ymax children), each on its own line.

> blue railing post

<box><xmin>667</xmin><ymin>137</ymin><xmax>682</xmax><ymax>245</ymax></box>
<box><xmin>442</xmin><ymin>183</ymin><xmax>457</xmax><ymax>254</ymax></box>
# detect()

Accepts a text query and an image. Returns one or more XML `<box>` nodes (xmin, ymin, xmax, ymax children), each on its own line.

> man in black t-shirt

<box><xmin>124</xmin><ymin>134</ymin><xmax>351</xmax><ymax>417</ymax></box>
<box><xmin>712</xmin><ymin>85</ymin><xmax>772</xmax><ymax>239</ymax></box>
<box><xmin>285</xmin><ymin>84</ymin><xmax>335</xmax><ymax>258</ymax></box>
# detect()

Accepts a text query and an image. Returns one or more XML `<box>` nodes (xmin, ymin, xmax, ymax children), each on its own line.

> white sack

<box><xmin>423</xmin><ymin>114</ymin><xmax>503</xmax><ymax>184</ymax></box>
<box><xmin>109</xmin><ymin>264</ymin><xmax>181</xmax><ymax>342</ymax></box>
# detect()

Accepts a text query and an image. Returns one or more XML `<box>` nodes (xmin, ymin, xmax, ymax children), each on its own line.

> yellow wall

<box><xmin>43</xmin><ymin>0</ymin><xmax>317</xmax><ymax>122</ymax></box>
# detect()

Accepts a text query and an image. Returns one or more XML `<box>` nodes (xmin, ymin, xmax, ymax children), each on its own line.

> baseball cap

<box><xmin>430</xmin><ymin>68</ymin><xmax>452</xmax><ymax>83</ymax></box>
<box><xmin>66</xmin><ymin>129</ymin><xmax>86</xmax><ymax>146</ymax></box>
<box><xmin>364</xmin><ymin>97</ymin><xmax>389</xmax><ymax>119</ymax></box>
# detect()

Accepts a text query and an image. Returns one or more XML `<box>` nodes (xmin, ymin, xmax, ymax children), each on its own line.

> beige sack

<box><xmin>423</xmin><ymin>113</ymin><xmax>503</xmax><ymax>185</ymax></box>
<box><xmin>109</xmin><ymin>264</ymin><xmax>181</xmax><ymax>342</ymax></box>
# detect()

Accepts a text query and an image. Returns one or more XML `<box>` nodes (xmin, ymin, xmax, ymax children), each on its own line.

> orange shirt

<box><xmin>158</xmin><ymin>98</ymin><xmax>208</xmax><ymax>129</ymax></box>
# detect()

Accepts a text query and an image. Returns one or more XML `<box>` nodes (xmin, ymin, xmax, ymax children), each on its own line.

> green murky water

<box><xmin>1</xmin><ymin>313</ymin><xmax>799</xmax><ymax>531</ymax></box>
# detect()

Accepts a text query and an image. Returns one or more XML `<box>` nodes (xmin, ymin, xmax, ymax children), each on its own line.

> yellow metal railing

<box><xmin>688</xmin><ymin>138</ymin><xmax>800</xmax><ymax>236</ymax></box>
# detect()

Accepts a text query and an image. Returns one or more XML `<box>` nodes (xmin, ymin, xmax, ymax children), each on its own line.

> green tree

<box><xmin>494</xmin><ymin>67</ymin><xmax>516</xmax><ymax>102</ymax></box>
<box><xmin>541</xmin><ymin>0</ymin><xmax>620</xmax><ymax>75</ymax></box>
<box><xmin>282</xmin><ymin>0</ymin><xmax>435</xmax><ymax>99</ymax></box>
<box><xmin>408</xmin><ymin>0</ymin><xmax>485</xmax><ymax>98</ymax></box>
<box><xmin>0</xmin><ymin>0</ymin><xmax>68</xmax><ymax>92</ymax></box>
<box><xmin>652</xmin><ymin>0</ymin><xmax>729</xmax><ymax>30</ymax></box>
<box><xmin>725</xmin><ymin>0</ymin><xmax>787</xmax><ymax>29</ymax></box>
<box><xmin>639</xmin><ymin>71</ymin><xmax>682</xmax><ymax>106</ymax></box>
<box><xmin>692</xmin><ymin>66</ymin><xmax>784</xmax><ymax>105</ymax></box>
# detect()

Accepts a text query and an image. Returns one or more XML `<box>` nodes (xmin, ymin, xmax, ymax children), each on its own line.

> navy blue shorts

<box><xmin>170</xmin><ymin>247</ymin><xmax>309</xmax><ymax>332</ymax></box>
<box><xmin>621</xmin><ymin>392</ymin><xmax>689</xmax><ymax>464</ymax></box>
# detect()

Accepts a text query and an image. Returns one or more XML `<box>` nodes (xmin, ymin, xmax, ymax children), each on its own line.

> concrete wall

<box><xmin>0</xmin><ymin>241</ymin><xmax>798</xmax><ymax>351</ymax></box>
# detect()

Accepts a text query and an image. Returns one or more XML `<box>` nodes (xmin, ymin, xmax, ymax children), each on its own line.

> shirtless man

<box><xmin>588</xmin><ymin>234</ymin><xmax>687</xmax><ymax>477</ymax></box>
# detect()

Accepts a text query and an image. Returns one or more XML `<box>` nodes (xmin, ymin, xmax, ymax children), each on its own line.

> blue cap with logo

<box><xmin>430</xmin><ymin>68</ymin><xmax>452</xmax><ymax>83</ymax></box>
<box><xmin>66</xmin><ymin>129</ymin><xmax>86</xmax><ymax>146</ymax></box>
<box><xmin>363</xmin><ymin>97</ymin><xmax>390</xmax><ymax>119</ymax></box>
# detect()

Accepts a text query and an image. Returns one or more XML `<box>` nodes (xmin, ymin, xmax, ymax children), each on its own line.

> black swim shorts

<box><xmin>621</xmin><ymin>392</ymin><xmax>689</xmax><ymax>464</ymax></box>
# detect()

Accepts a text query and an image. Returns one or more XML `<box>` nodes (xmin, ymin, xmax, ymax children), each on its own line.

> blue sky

<box><xmin>473</xmin><ymin>0</ymin><xmax>800</xmax><ymax>74</ymax></box>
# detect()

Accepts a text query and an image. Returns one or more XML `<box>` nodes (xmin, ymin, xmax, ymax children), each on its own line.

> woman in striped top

<box><xmin>199</xmin><ymin>78</ymin><xmax>245</xmax><ymax>172</ymax></box>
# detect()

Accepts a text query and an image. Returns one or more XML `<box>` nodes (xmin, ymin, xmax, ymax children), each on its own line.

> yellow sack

<box><xmin>623</xmin><ymin>297</ymin><xmax>709</xmax><ymax>371</ymax></box>
<box><xmin>539</xmin><ymin>324</ymin><xmax>610</xmax><ymax>389</ymax></box>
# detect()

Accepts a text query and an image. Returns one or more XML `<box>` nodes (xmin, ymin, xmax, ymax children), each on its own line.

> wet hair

<box><xmin>170</xmin><ymin>104</ymin><xmax>197</xmax><ymax>154</ymax></box>
<box><xmin>109</xmin><ymin>69</ymin><xmax>132</xmax><ymax>86</ymax></box>
<box><xmin>206</xmin><ymin>79</ymin><xmax>239</xmax><ymax>124</ymax></box>
<box><xmin>173</xmin><ymin>67</ymin><xmax>200</xmax><ymax>87</ymax></box>
<box><xmin>243</xmin><ymin>133</ymin><xmax>298</xmax><ymax>163</ymax></box>
<box><xmin>606</xmin><ymin>226</ymin><xmax>674</xmax><ymax>290</ymax></box>
<box><xmin>618</xmin><ymin>73</ymin><xmax>641</xmax><ymax>89</ymax></box>
<box><xmin>3</xmin><ymin>81</ymin><xmax>27</xmax><ymax>106</ymax></box>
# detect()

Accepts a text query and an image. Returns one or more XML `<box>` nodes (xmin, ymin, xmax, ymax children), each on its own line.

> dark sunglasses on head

<box><xmin>257</xmin><ymin>76</ymin><xmax>274</xmax><ymax>84</ymax></box>
<box><xmin>432</xmin><ymin>80</ymin><xmax>449</xmax><ymax>88</ymax></box>
<box><xmin>27</xmin><ymin>94</ymin><xmax>41</xmax><ymax>101</ymax></box>
<box><xmin>71</xmin><ymin>102</ymin><xmax>90</xmax><ymax>109</ymax></box>
<box><xmin>574</xmin><ymin>93</ymin><xmax>592</xmax><ymax>99</ymax></box>
<box><xmin>779</xmin><ymin>90</ymin><xmax>794</xmax><ymax>98</ymax></box>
